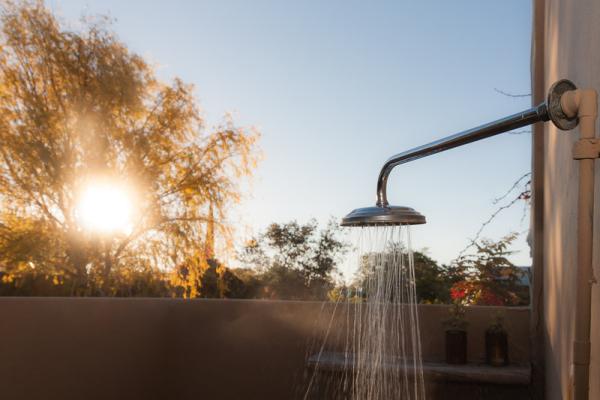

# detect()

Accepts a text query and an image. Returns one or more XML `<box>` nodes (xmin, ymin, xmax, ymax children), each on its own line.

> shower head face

<box><xmin>341</xmin><ymin>205</ymin><xmax>426</xmax><ymax>227</ymax></box>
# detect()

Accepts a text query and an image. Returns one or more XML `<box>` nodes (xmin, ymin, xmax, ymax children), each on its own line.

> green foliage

<box><xmin>172</xmin><ymin>258</ymin><xmax>246</xmax><ymax>299</ymax></box>
<box><xmin>412</xmin><ymin>251</ymin><xmax>454</xmax><ymax>304</ymax></box>
<box><xmin>0</xmin><ymin>1</ymin><xmax>259</xmax><ymax>296</ymax></box>
<box><xmin>346</xmin><ymin>234</ymin><xmax>529</xmax><ymax>307</ymax></box>
<box><xmin>351</xmin><ymin>244</ymin><xmax>454</xmax><ymax>304</ymax></box>
<box><xmin>239</xmin><ymin>219</ymin><xmax>348</xmax><ymax>300</ymax></box>
<box><xmin>228</xmin><ymin>268</ymin><xmax>263</xmax><ymax>298</ymax></box>
<box><xmin>449</xmin><ymin>233</ymin><xmax>529</xmax><ymax>306</ymax></box>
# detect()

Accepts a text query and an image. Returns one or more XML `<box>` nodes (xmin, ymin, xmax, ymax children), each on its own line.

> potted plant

<box><xmin>485</xmin><ymin>312</ymin><xmax>509</xmax><ymax>366</ymax></box>
<box><xmin>443</xmin><ymin>302</ymin><xmax>468</xmax><ymax>364</ymax></box>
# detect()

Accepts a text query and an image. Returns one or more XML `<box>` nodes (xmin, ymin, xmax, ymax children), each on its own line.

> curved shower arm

<box><xmin>375</xmin><ymin>79</ymin><xmax>578</xmax><ymax>207</ymax></box>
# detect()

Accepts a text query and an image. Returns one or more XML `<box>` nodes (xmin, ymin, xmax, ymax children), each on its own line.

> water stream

<box><xmin>303</xmin><ymin>225</ymin><xmax>426</xmax><ymax>400</ymax></box>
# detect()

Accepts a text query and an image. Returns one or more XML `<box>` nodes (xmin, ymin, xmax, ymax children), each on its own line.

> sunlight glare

<box><xmin>76</xmin><ymin>183</ymin><xmax>133</xmax><ymax>234</ymax></box>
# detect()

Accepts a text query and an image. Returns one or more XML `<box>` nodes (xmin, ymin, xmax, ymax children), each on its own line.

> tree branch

<box><xmin>456</xmin><ymin>172</ymin><xmax>531</xmax><ymax>260</ymax></box>
<box><xmin>492</xmin><ymin>172</ymin><xmax>531</xmax><ymax>205</ymax></box>
<box><xmin>493</xmin><ymin>88</ymin><xmax>532</xmax><ymax>98</ymax></box>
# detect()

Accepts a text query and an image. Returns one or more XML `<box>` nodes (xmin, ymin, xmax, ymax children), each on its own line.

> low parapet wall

<box><xmin>0</xmin><ymin>298</ymin><xmax>529</xmax><ymax>400</ymax></box>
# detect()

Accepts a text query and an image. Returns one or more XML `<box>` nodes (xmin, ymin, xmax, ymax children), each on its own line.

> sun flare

<box><xmin>76</xmin><ymin>183</ymin><xmax>133</xmax><ymax>234</ymax></box>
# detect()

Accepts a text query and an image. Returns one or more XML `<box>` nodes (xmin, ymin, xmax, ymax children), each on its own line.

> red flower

<box><xmin>450</xmin><ymin>288</ymin><xmax>465</xmax><ymax>300</ymax></box>
<box><xmin>450</xmin><ymin>282</ymin><xmax>467</xmax><ymax>300</ymax></box>
<box><xmin>477</xmin><ymin>289</ymin><xmax>504</xmax><ymax>306</ymax></box>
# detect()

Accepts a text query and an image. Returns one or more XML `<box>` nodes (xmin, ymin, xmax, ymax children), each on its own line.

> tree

<box><xmin>347</xmin><ymin>236</ymin><xmax>528</xmax><ymax>306</ymax></box>
<box><xmin>239</xmin><ymin>219</ymin><xmax>348</xmax><ymax>300</ymax></box>
<box><xmin>351</xmin><ymin>244</ymin><xmax>454</xmax><ymax>304</ymax></box>
<box><xmin>0</xmin><ymin>2</ymin><xmax>259</xmax><ymax>296</ymax></box>
<box><xmin>172</xmin><ymin>258</ymin><xmax>247</xmax><ymax>299</ymax></box>
<box><xmin>449</xmin><ymin>233</ymin><xmax>528</xmax><ymax>306</ymax></box>
<box><xmin>228</xmin><ymin>267</ymin><xmax>262</xmax><ymax>298</ymax></box>
<box><xmin>412</xmin><ymin>251</ymin><xmax>455</xmax><ymax>304</ymax></box>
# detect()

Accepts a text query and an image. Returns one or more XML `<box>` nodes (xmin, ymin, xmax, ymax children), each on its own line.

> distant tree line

<box><xmin>0</xmin><ymin>219</ymin><xmax>347</xmax><ymax>300</ymax></box>
<box><xmin>0</xmin><ymin>215</ymin><xmax>529</xmax><ymax>306</ymax></box>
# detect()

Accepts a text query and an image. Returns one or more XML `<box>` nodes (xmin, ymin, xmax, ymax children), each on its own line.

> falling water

<box><xmin>303</xmin><ymin>225</ymin><xmax>426</xmax><ymax>400</ymax></box>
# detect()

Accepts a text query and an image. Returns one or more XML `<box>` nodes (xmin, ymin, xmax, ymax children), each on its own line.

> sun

<box><xmin>76</xmin><ymin>183</ymin><xmax>133</xmax><ymax>234</ymax></box>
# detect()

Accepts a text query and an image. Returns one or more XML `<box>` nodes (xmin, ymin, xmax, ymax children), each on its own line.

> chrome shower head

<box><xmin>341</xmin><ymin>205</ymin><xmax>426</xmax><ymax>227</ymax></box>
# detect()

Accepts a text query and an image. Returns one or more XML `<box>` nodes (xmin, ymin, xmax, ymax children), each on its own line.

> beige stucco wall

<box><xmin>0</xmin><ymin>298</ymin><xmax>529</xmax><ymax>400</ymax></box>
<box><xmin>535</xmin><ymin>1</ymin><xmax>600</xmax><ymax>398</ymax></box>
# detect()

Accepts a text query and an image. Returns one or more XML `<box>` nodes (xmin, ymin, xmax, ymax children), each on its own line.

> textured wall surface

<box><xmin>0</xmin><ymin>298</ymin><xmax>529</xmax><ymax>400</ymax></box>
<box><xmin>534</xmin><ymin>1</ymin><xmax>600</xmax><ymax>398</ymax></box>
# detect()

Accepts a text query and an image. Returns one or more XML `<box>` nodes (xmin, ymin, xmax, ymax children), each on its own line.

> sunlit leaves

<box><xmin>0</xmin><ymin>1</ymin><xmax>260</xmax><ymax>296</ymax></box>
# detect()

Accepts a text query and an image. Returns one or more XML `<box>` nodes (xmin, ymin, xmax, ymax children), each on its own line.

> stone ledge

<box><xmin>307</xmin><ymin>352</ymin><xmax>531</xmax><ymax>385</ymax></box>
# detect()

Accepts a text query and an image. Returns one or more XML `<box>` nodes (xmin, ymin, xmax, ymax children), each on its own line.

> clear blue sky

<box><xmin>49</xmin><ymin>0</ymin><xmax>534</xmax><ymax>272</ymax></box>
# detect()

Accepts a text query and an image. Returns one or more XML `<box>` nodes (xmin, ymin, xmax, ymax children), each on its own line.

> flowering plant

<box><xmin>450</xmin><ymin>281</ymin><xmax>469</xmax><ymax>302</ymax></box>
<box><xmin>449</xmin><ymin>233</ymin><xmax>526</xmax><ymax>306</ymax></box>
<box><xmin>450</xmin><ymin>279</ymin><xmax>509</xmax><ymax>306</ymax></box>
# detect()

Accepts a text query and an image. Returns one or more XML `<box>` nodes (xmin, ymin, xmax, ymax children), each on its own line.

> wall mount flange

<box><xmin>547</xmin><ymin>79</ymin><xmax>579</xmax><ymax>130</ymax></box>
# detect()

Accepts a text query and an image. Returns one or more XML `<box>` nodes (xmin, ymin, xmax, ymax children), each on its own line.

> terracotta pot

<box><xmin>445</xmin><ymin>329</ymin><xmax>467</xmax><ymax>364</ymax></box>
<box><xmin>485</xmin><ymin>330</ymin><xmax>509</xmax><ymax>366</ymax></box>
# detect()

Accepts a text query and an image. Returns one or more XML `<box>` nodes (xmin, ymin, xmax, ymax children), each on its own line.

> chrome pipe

<box><xmin>375</xmin><ymin>104</ymin><xmax>548</xmax><ymax>206</ymax></box>
<box><xmin>375</xmin><ymin>79</ymin><xmax>578</xmax><ymax>207</ymax></box>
